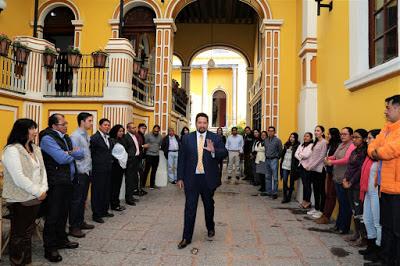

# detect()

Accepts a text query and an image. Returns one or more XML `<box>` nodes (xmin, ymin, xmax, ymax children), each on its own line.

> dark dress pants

<box><xmin>380</xmin><ymin>193</ymin><xmax>400</xmax><ymax>265</ymax></box>
<box><xmin>183</xmin><ymin>175</ymin><xmax>215</xmax><ymax>241</ymax></box>
<box><xmin>43</xmin><ymin>184</ymin><xmax>72</xmax><ymax>251</ymax></box>
<box><xmin>91</xmin><ymin>168</ymin><xmax>111</xmax><ymax>218</ymax></box>
<box><xmin>69</xmin><ymin>173</ymin><xmax>90</xmax><ymax>229</ymax></box>
<box><xmin>111</xmin><ymin>160</ymin><xmax>124</xmax><ymax>208</ymax></box>
<box><xmin>143</xmin><ymin>155</ymin><xmax>160</xmax><ymax>188</ymax></box>
<box><xmin>125</xmin><ymin>158</ymin><xmax>139</xmax><ymax>201</ymax></box>
<box><xmin>9</xmin><ymin>203</ymin><xmax>40</xmax><ymax>265</ymax></box>
<box><xmin>311</xmin><ymin>170</ymin><xmax>326</xmax><ymax>211</ymax></box>
<box><xmin>322</xmin><ymin>172</ymin><xmax>336</xmax><ymax>219</ymax></box>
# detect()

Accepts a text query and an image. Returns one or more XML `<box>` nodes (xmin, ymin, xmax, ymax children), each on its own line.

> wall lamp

<box><xmin>315</xmin><ymin>0</ymin><xmax>333</xmax><ymax>16</ymax></box>
<box><xmin>0</xmin><ymin>0</ymin><xmax>6</xmax><ymax>13</ymax></box>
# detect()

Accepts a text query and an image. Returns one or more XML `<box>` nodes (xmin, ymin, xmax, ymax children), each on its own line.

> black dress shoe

<box><xmin>281</xmin><ymin>198</ymin><xmax>290</xmax><ymax>204</ymax></box>
<box><xmin>111</xmin><ymin>206</ymin><xmax>124</xmax><ymax>211</ymax></box>
<box><xmin>208</xmin><ymin>230</ymin><xmax>215</xmax><ymax>238</ymax></box>
<box><xmin>177</xmin><ymin>239</ymin><xmax>191</xmax><ymax>249</ymax></box>
<box><xmin>58</xmin><ymin>241</ymin><xmax>79</xmax><ymax>249</ymax></box>
<box><xmin>140</xmin><ymin>189</ymin><xmax>148</xmax><ymax>194</ymax></box>
<box><xmin>69</xmin><ymin>228</ymin><xmax>85</xmax><ymax>238</ymax></box>
<box><xmin>81</xmin><ymin>222</ymin><xmax>95</xmax><ymax>230</ymax></box>
<box><xmin>272</xmin><ymin>194</ymin><xmax>278</xmax><ymax>200</ymax></box>
<box><xmin>103</xmin><ymin>212</ymin><xmax>114</xmax><ymax>217</ymax></box>
<box><xmin>126</xmin><ymin>200</ymin><xmax>136</xmax><ymax>206</ymax></box>
<box><xmin>45</xmin><ymin>249</ymin><xmax>62</xmax><ymax>263</ymax></box>
<box><xmin>93</xmin><ymin>217</ymin><xmax>105</xmax><ymax>223</ymax></box>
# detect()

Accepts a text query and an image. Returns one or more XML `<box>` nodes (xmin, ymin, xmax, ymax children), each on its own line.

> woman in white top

<box><xmin>254</xmin><ymin>131</ymin><xmax>267</xmax><ymax>192</ymax></box>
<box><xmin>280</xmin><ymin>132</ymin><xmax>300</xmax><ymax>203</ymax></box>
<box><xmin>2</xmin><ymin>119</ymin><xmax>48</xmax><ymax>266</ymax></box>
<box><xmin>295</xmin><ymin>132</ymin><xmax>314</xmax><ymax>209</ymax></box>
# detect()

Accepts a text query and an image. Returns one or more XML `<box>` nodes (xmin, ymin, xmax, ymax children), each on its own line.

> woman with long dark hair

<box><xmin>315</xmin><ymin>128</ymin><xmax>341</xmax><ymax>224</ymax></box>
<box><xmin>251</xmin><ymin>129</ymin><xmax>261</xmax><ymax>186</ymax></box>
<box><xmin>180</xmin><ymin>127</ymin><xmax>190</xmax><ymax>139</ymax></box>
<box><xmin>109</xmin><ymin>124</ymin><xmax>128</xmax><ymax>211</ymax></box>
<box><xmin>295</xmin><ymin>132</ymin><xmax>314</xmax><ymax>209</ymax></box>
<box><xmin>326</xmin><ymin>127</ymin><xmax>355</xmax><ymax>234</ymax></box>
<box><xmin>280</xmin><ymin>132</ymin><xmax>300</xmax><ymax>203</ymax></box>
<box><xmin>2</xmin><ymin>119</ymin><xmax>48</xmax><ymax>265</ymax></box>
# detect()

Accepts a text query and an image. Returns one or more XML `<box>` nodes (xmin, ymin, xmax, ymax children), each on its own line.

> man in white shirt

<box><xmin>161</xmin><ymin>128</ymin><xmax>180</xmax><ymax>184</ymax></box>
<box><xmin>225</xmin><ymin>127</ymin><xmax>244</xmax><ymax>184</ymax></box>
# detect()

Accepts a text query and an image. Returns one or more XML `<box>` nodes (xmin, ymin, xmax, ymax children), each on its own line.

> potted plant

<box><xmin>43</xmin><ymin>46</ymin><xmax>58</xmax><ymax>68</ymax></box>
<box><xmin>0</xmin><ymin>33</ymin><xmax>11</xmax><ymax>56</ymax></box>
<box><xmin>91</xmin><ymin>49</ymin><xmax>108</xmax><ymax>68</ymax></box>
<box><xmin>13</xmin><ymin>41</ymin><xmax>30</xmax><ymax>64</ymax></box>
<box><xmin>67</xmin><ymin>46</ymin><xmax>82</xmax><ymax>68</ymax></box>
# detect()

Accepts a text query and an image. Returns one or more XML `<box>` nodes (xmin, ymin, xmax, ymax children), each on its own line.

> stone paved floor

<box><xmin>2</xmin><ymin>180</ymin><xmax>366</xmax><ymax>266</ymax></box>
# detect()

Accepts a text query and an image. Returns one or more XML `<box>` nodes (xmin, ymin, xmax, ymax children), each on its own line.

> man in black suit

<box><xmin>90</xmin><ymin>118</ymin><xmax>114</xmax><ymax>223</ymax></box>
<box><xmin>123</xmin><ymin>122</ymin><xmax>141</xmax><ymax>205</ymax></box>
<box><xmin>177</xmin><ymin>113</ymin><xmax>228</xmax><ymax>249</ymax></box>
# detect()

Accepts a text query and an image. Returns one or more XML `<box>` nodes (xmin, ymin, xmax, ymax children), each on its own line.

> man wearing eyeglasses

<box><xmin>40</xmin><ymin>113</ymin><xmax>84</xmax><ymax>262</ymax></box>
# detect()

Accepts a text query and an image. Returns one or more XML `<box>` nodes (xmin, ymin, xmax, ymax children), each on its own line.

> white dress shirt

<box><xmin>99</xmin><ymin>131</ymin><xmax>110</xmax><ymax>148</ymax></box>
<box><xmin>168</xmin><ymin>135</ymin><xmax>179</xmax><ymax>151</ymax></box>
<box><xmin>128</xmin><ymin>132</ymin><xmax>140</xmax><ymax>156</ymax></box>
<box><xmin>196</xmin><ymin>131</ymin><xmax>207</xmax><ymax>174</ymax></box>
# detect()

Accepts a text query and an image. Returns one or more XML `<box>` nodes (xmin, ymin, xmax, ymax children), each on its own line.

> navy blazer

<box><xmin>177</xmin><ymin>131</ymin><xmax>228</xmax><ymax>191</ymax></box>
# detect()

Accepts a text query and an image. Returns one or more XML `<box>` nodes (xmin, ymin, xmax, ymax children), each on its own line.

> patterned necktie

<box><xmin>197</xmin><ymin>134</ymin><xmax>205</xmax><ymax>173</ymax></box>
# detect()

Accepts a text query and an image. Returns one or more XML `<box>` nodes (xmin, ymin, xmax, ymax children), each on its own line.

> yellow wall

<box><xmin>0</xmin><ymin>0</ymin><xmax>33</xmax><ymax>39</ymax></box>
<box><xmin>172</xmin><ymin>68</ymin><xmax>181</xmax><ymax>85</ymax></box>
<box><xmin>317</xmin><ymin>0</ymin><xmax>400</xmax><ymax>130</ymax></box>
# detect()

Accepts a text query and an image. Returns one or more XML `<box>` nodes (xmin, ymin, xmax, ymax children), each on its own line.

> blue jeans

<box><xmin>363</xmin><ymin>173</ymin><xmax>382</xmax><ymax>246</ymax></box>
<box><xmin>265</xmin><ymin>158</ymin><xmax>279</xmax><ymax>195</ymax></box>
<box><xmin>167</xmin><ymin>152</ymin><xmax>179</xmax><ymax>182</ymax></box>
<box><xmin>335</xmin><ymin>183</ymin><xmax>352</xmax><ymax>233</ymax></box>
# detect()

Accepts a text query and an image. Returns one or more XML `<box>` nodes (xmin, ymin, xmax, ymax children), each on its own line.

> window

<box><xmin>252</xmin><ymin>99</ymin><xmax>262</xmax><ymax>131</ymax></box>
<box><xmin>369</xmin><ymin>0</ymin><xmax>398</xmax><ymax>67</ymax></box>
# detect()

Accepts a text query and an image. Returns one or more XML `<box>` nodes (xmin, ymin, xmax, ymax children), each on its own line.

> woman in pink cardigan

<box><xmin>304</xmin><ymin>126</ymin><xmax>328</xmax><ymax>219</ymax></box>
<box><xmin>295</xmin><ymin>132</ymin><xmax>314</xmax><ymax>209</ymax></box>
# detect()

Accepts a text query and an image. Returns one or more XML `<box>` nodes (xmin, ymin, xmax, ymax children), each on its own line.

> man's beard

<box><xmin>198</xmin><ymin>128</ymin><xmax>206</xmax><ymax>133</ymax></box>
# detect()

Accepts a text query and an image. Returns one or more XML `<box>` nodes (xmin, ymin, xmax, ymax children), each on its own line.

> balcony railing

<box><xmin>172</xmin><ymin>94</ymin><xmax>187</xmax><ymax>117</ymax></box>
<box><xmin>132</xmin><ymin>72</ymin><xmax>154</xmax><ymax>106</ymax></box>
<box><xmin>0</xmin><ymin>45</ymin><xmax>29</xmax><ymax>94</ymax></box>
<box><xmin>44</xmin><ymin>53</ymin><xmax>107</xmax><ymax>97</ymax></box>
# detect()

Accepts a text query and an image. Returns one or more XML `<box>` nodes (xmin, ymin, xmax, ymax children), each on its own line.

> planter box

<box><xmin>139</xmin><ymin>67</ymin><xmax>148</xmax><ymax>80</ymax></box>
<box><xmin>14</xmin><ymin>47</ymin><xmax>30</xmax><ymax>64</ymax></box>
<box><xmin>92</xmin><ymin>52</ymin><xmax>107</xmax><ymax>68</ymax></box>
<box><xmin>0</xmin><ymin>39</ymin><xmax>11</xmax><ymax>56</ymax></box>
<box><xmin>67</xmin><ymin>53</ymin><xmax>82</xmax><ymax>68</ymax></box>
<box><xmin>43</xmin><ymin>53</ymin><xmax>57</xmax><ymax>68</ymax></box>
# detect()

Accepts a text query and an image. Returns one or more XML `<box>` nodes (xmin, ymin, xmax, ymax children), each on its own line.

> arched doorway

<box><xmin>212</xmin><ymin>90</ymin><xmax>227</xmax><ymax>127</ymax></box>
<box><xmin>122</xmin><ymin>6</ymin><xmax>156</xmax><ymax>105</ymax></box>
<box><xmin>43</xmin><ymin>6</ymin><xmax>76</xmax><ymax>95</ymax></box>
<box><xmin>43</xmin><ymin>6</ymin><xmax>75</xmax><ymax>51</ymax></box>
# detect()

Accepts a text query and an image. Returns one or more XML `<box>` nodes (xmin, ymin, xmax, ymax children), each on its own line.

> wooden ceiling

<box><xmin>175</xmin><ymin>0</ymin><xmax>258</xmax><ymax>24</ymax></box>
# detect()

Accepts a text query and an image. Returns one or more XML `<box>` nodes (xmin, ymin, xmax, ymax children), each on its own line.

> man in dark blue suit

<box><xmin>177</xmin><ymin>113</ymin><xmax>228</xmax><ymax>249</ymax></box>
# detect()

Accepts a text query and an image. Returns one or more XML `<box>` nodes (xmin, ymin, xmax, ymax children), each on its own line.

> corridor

<box><xmin>20</xmin><ymin>181</ymin><xmax>365</xmax><ymax>266</ymax></box>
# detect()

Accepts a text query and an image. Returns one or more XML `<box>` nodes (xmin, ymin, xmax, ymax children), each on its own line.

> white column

<box><xmin>232</xmin><ymin>66</ymin><xmax>238</xmax><ymax>126</ymax></box>
<box><xmin>201</xmin><ymin>65</ymin><xmax>208</xmax><ymax>114</ymax></box>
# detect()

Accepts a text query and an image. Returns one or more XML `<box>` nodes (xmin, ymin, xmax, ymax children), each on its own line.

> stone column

<box><xmin>201</xmin><ymin>65</ymin><xmax>208</xmax><ymax>115</ymax></box>
<box><xmin>232</xmin><ymin>66</ymin><xmax>238</xmax><ymax>126</ymax></box>
<box><xmin>246</xmin><ymin>67</ymin><xmax>254</xmax><ymax>126</ymax></box>
<box><xmin>260</xmin><ymin>19</ymin><xmax>283</xmax><ymax>131</ymax></box>
<box><xmin>181</xmin><ymin>66</ymin><xmax>191</xmax><ymax>119</ymax></box>
<box><xmin>153</xmin><ymin>18</ymin><xmax>176</xmax><ymax>135</ymax></box>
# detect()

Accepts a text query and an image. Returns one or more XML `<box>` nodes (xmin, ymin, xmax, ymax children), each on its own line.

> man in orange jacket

<box><xmin>368</xmin><ymin>94</ymin><xmax>400</xmax><ymax>265</ymax></box>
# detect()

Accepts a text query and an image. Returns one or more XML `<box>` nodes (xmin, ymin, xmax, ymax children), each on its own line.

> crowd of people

<box><xmin>2</xmin><ymin>94</ymin><xmax>400</xmax><ymax>265</ymax></box>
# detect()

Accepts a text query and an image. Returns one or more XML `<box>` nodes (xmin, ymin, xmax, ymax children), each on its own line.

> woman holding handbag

<box><xmin>2</xmin><ymin>118</ymin><xmax>48</xmax><ymax>266</ymax></box>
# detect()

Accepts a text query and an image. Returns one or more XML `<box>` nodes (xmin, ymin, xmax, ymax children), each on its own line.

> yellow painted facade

<box><xmin>0</xmin><ymin>0</ymin><xmax>398</xmax><ymax>146</ymax></box>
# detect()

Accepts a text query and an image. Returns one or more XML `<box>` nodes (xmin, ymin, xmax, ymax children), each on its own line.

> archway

<box><xmin>212</xmin><ymin>90</ymin><xmax>227</xmax><ymax>127</ymax></box>
<box><xmin>43</xmin><ymin>7</ymin><xmax>75</xmax><ymax>51</ymax></box>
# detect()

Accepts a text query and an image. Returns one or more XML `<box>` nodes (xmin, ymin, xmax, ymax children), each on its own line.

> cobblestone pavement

<box><xmin>2</xmin><ymin>180</ymin><xmax>365</xmax><ymax>266</ymax></box>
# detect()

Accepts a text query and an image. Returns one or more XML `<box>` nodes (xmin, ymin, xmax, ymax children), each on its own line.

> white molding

<box><xmin>153</xmin><ymin>18</ymin><xmax>177</xmax><ymax>32</ymax></box>
<box><xmin>49</xmin><ymin>110</ymin><xmax>98</xmax><ymax>132</ymax></box>
<box><xmin>345</xmin><ymin>57</ymin><xmax>400</xmax><ymax>90</ymax></box>
<box><xmin>0</xmin><ymin>105</ymin><xmax>18</xmax><ymax>122</ymax></box>
<box><xmin>132</xmin><ymin>113</ymin><xmax>149</xmax><ymax>126</ymax></box>
<box><xmin>347</xmin><ymin>0</ymin><xmax>400</xmax><ymax>89</ymax></box>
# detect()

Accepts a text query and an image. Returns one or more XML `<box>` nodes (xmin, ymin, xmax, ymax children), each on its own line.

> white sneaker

<box><xmin>307</xmin><ymin>208</ymin><xmax>316</xmax><ymax>215</ymax></box>
<box><xmin>312</xmin><ymin>211</ymin><xmax>323</xmax><ymax>219</ymax></box>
